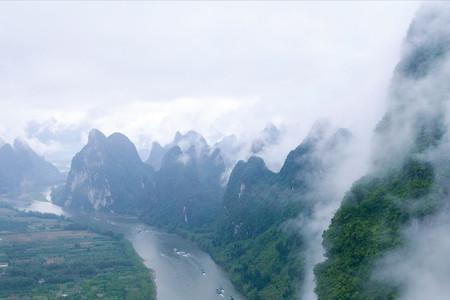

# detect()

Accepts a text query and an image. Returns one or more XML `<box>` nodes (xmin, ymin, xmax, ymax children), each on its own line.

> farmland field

<box><xmin>0</xmin><ymin>203</ymin><xmax>156</xmax><ymax>300</ymax></box>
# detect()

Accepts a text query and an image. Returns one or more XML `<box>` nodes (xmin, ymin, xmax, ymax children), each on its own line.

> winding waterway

<box><xmin>16</xmin><ymin>196</ymin><xmax>244</xmax><ymax>300</ymax></box>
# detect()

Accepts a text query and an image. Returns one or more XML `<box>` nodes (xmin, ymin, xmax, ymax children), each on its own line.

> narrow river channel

<box><xmin>17</xmin><ymin>195</ymin><xmax>244</xmax><ymax>300</ymax></box>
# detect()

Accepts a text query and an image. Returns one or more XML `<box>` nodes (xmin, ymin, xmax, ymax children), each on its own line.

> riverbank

<box><xmin>72</xmin><ymin>211</ymin><xmax>244</xmax><ymax>300</ymax></box>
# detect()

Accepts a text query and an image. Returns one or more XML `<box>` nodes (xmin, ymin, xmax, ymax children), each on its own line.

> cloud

<box><xmin>296</xmin><ymin>124</ymin><xmax>369</xmax><ymax>300</ymax></box>
<box><xmin>0</xmin><ymin>1</ymin><xmax>420</xmax><ymax>169</ymax></box>
<box><xmin>374</xmin><ymin>212</ymin><xmax>450</xmax><ymax>300</ymax></box>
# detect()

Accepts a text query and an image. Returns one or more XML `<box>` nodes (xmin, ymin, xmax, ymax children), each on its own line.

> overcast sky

<box><xmin>0</xmin><ymin>1</ymin><xmax>421</xmax><ymax>167</ymax></box>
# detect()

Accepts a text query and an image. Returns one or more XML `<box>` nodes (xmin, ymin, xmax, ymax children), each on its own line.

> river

<box><xmin>16</xmin><ymin>195</ymin><xmax>244</xmax><ymax>300</ymax></box>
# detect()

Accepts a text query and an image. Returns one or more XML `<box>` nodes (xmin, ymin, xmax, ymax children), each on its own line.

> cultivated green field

<box><xmin>0</xmin><ymin>203</ymin><xmax>156</xmax><ymax>300</ymax></box>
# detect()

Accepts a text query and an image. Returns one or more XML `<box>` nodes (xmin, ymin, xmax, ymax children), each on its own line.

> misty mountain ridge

<box><xmin>146</xmin><ymin>130</ymin><xmax>211</xmax><ymax>170</ymax></box>
<box><xmin>222</xmin><ymin>124</ymin><xmax>352</xmax><ymax>240</ymax></box>
<box><xmin>250</xmin><ymin>122</ymin><xmax>282</xmax><ymax>154</ymax></box>
<box><xmin>0</xmin><ymin>138</ymin><xmax>62</xmax><ymax>194</ymax></box>
<box><xmin>146</xmin><ymin>124</ymin><xmax>284</xmax><ymax>174</ymax></box>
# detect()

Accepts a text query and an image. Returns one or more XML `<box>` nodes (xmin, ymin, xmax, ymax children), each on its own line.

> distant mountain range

<box><xmin>0</xmin><ymin>138</ymin><xmax>62</xmax><ymax>194</ymax></box>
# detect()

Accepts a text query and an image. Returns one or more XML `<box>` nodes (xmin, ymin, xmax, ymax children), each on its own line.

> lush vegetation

<box><xmin>0</xmin><ymin>205</ymin><xmax>156</xmax><ymax>300</ymax></box>
<box><xmin>315</xmin><ymin>159</ymin><xmax>437</xmax><ymax>300</ymax></box>
<box><xmin>205</xmin><ymin>224</ymin><xmax>303</xmax><ymax>300</ymax></box>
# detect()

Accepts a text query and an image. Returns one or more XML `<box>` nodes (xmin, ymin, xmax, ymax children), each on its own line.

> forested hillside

<box><xmin>193</xmin><ymin>125</ymin><xmax>352</xmax><ymax>300</ymax></box>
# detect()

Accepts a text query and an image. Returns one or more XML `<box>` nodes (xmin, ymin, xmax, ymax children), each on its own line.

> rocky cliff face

<box><xmin>58</xmin><ymin>129</ymin><xmax>226</xmax><ymax>225</ymax></box>
<box><xmin>56</xmin><ymin>129</ymin><xmax>154</xmax><ymax>213</ymax></box>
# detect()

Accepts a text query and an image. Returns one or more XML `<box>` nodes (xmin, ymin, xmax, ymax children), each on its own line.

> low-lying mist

<box><xmin>290</xmin><ymin>123</ymin><xmax>371</xmax><ymax>300</ymax></box>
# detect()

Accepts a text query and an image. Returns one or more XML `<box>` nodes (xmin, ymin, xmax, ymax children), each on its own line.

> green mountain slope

<box><xmin>315</xmin><ymin>5</ymin><xmax>450</xmax><ymax>299</ymax></box>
